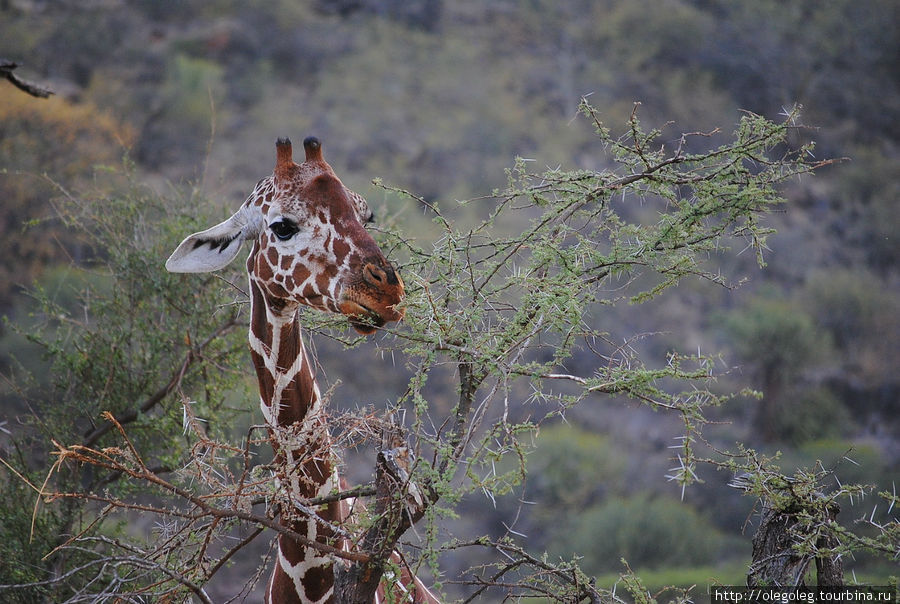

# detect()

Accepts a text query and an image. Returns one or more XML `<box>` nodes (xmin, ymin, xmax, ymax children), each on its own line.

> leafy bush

<box><xmin>553</xmin><ymin>495</ymin><xmax>732</xmax><ymax>573</ymax></box>
<box><xmin>525</xmin><ymin>424</ymin><xmax>626</xmax><ymax>508</ymax></box>
<box><xmin>0</xmin><ymin>166</ymin><xmax>250</xmax><ymax>598</ymax></box>
<box><xmin>804</xmin><ymin>268</ymin><xmax>899</xmax><ymax>380</ymax></box>
<box><xmin>774</xmin><ymin>387</ymin><xmax>852</xmax><ymax>445</ymax></box>
<box><xmin>721</xmin><ymin>295</ymin><xmax>834</xmax><ymax>442</ymax></box>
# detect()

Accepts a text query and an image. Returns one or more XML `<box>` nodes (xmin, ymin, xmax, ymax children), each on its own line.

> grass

<box><xmin>594</xmin><ymin>562</ymin><xmax>748</xmax><ymax>598</ymax></box>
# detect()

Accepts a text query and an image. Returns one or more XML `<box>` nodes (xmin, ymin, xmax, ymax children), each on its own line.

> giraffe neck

<box><xmin>248</xmin><ymin>278</ymin><xmax>322</xmax><ymax>429</ymax></box>
<box><xmin>248</xmin><ymin>271</ymin><xmax>346</xmax><ymax>604</ymax></box>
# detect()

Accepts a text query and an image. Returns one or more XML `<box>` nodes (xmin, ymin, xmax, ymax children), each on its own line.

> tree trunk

<box><xmin>748</xmin><ymin>497</ymin><xmax>843</xmax><ymax>587</ymax></box>
<box><xmin>334</xmin><ymin>423</ymin><xmax>427</xmax><ymax>603</ymax></box>
<box><xmin>814</xmin><ymin>503</ymin><xmax>844</xmax><ymax>587</ymax></box>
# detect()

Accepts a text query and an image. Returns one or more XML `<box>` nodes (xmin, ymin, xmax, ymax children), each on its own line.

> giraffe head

<box><xmin>166</xmin><ymin>137</ymin><xmax>404</xmax><ymax>334</ymax></box>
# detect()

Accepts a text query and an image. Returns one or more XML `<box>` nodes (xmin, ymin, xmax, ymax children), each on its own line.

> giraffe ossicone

<box><xmin>167</xmin><ymin>138</ymin><xmax>438</xmax><ymax>603</ymax></box>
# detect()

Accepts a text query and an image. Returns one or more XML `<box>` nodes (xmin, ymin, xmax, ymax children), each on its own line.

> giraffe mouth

<box><xmin>339</xmin><ymin>300</ymin><xmax>386</xmax><ymax>335</ymax></box>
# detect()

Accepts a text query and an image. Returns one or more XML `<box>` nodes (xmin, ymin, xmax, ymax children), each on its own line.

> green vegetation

<box><xmin>0</xmin><ymin>168</ymin><xmax>250</xmax><ymax>601</ymax></box>
<box><xmin>721</xmin><ymin>296</ymin><xmax>837</xmax><ymax>443</ymax></box>
<box><xmin>0</xmin><ymin>1</ymin><xmax>897</xmax><ymax>601</ymax></box>
<box><xmin>553</xmin><ymin>494</ymin><xmax>736</xmax><ymax>572</ymax></box>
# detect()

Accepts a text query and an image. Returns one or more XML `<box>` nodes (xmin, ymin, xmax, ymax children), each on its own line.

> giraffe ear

<box><xmin>165</xmin><ymin>206</ymin><xmax>261</xmax><ymax>273</ymax></box>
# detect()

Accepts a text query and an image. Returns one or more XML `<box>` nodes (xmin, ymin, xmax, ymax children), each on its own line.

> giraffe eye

<box><xmin>270</xmin><ymin>219</ymin><xmax>299</xmax><ymax>241</ymax></box>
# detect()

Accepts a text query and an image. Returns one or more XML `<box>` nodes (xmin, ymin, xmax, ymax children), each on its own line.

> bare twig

<box><xmin>1</xmin><ymin>59</ymin><xmax>53</xmax><ymax>98</ymax></box>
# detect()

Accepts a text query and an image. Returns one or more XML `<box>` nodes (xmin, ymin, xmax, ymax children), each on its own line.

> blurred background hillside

<box><xmin>1</xmin><ymin>0</ymin><xmax>897</xmax><ymax>599</ymax></box>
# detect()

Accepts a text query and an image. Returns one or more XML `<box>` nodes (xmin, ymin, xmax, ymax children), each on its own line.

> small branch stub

<box><xmin>1</xmin><ymin>59</ymin><xmax>53</xmax><ymax>98</ymax></box>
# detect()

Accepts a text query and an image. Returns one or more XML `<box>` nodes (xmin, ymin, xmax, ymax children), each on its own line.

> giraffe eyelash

<box><xmin>270</xmin><ymin>218</ymin><xmax>299</xmax><ymax>241</ymax></box>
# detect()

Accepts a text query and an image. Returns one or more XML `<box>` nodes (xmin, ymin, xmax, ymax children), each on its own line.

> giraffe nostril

<box><xmin>364</xmin><ymin>263</ymin><xmax>386</xmax><ymax>285</ymax></box>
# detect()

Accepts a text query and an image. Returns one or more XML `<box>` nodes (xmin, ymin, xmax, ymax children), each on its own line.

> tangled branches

<box><xmin>5</xmin><ymin>103</ymin><xmax>882</xmax><ymax>602</ymax></box>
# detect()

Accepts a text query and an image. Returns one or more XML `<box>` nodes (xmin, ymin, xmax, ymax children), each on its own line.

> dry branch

<box><xmin>1</xmin><ymin>59</ymin><xmax>53</xmax><ymax>98</ymax></box>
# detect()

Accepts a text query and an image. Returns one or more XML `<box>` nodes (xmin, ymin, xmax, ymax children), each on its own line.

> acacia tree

<box><xmin>2</xmin><ymin>103</ymin><xmax>895</xmax><ymax>602</ymax></box>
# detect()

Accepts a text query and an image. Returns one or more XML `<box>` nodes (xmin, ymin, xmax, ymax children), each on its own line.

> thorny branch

<box><xmin>4</xmin><ymin>104</ymin><xmax>860</xmax><ymax>602</ymax></box>
<box><xmin>339</xmin><ymin>103</ymin><xmax>842</xmax><ymax>600</ymax></box>
<box><xmin>3</xmin><ymin>410</ymin><xmax>378</xmax><ymax>601</ymax></box>
<box><xmin>1</xmin><ymin>537</ymin><xmax>214</xmax><ymax>604</ymax></box>
<box><xmin>450</xmin><ymin>538</ymin><xmax>605</xmax><ymax>604</ymax></box>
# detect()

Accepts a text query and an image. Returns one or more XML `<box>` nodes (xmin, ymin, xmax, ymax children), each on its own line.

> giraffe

<box><xmin>166</xmin><ymin>137</ymin><xmax>438</xmax><ymax>603</ymax></box>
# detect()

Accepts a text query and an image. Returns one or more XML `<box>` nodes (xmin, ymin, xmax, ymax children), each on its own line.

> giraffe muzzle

<box><xmin>339</xmin><ymin>300</ymin><xmax>388</xmax><ymax>335</ymax></box>
<box><xmin>339</xmin><ymin>262</ymin><xmax>405</xmax><ymax>334</ymax></box>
